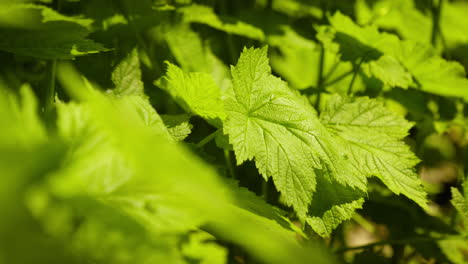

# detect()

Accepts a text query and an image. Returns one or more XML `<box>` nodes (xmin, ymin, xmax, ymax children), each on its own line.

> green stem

<box><xmin>44</xmin><ymin>60</ymin><xmax>57</xmax><ymax>112</ymax></box>
<box><xmin>314</xmin><ymin>43</ymin><xmax>325</xmax><ymax>110</ymax></box>
<box><xmin>322</xmin><ymin>59</ymin><xmax>340</xmax><ymax>82</ymax></box>
<box><xmin>352</xmin><ymin>213</ymin><xmax>375</xmax><ymax>233</ymax></box>
<box><xmin>430</xmin><ymin>0</ymin><xmax>443</xmax><ymax>47</ymax></box>
<box><xmin>224</xmin><ymin>150</ymin><xmax>236</xmax><ymax>179</ymax></box>
<box><xmin>266</xmin><ymin>0</ymin><xmax>273</xmax><ymax>10</ymax></box>
<box><xmin>196</xmin><ymin>129</ymin><xmax>221</xmax><ymax>148</ymax></box>
<box><xmin>323</xmin><ymin>69</ymin><xmax>354</xmax><ymax>88</ymax></box>
<box><xmin>347</xmin><ymin>58</ymin><xmax>364</xmax><ymax>96</ymax></box>
<box><xmin>226</xmin><ymin>35</ymin><xmax>237</xmax><ymax>65</ymax></box>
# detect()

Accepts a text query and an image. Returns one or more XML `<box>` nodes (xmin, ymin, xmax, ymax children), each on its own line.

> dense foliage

<box><xmin>1</xmin><ymin>0</ymin><xmax>468</xmax><ymax>263</ymax></box>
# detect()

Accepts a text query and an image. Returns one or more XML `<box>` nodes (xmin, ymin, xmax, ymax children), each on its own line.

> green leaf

<box><xmin>161</xmin><ymin>114</ymin><xmax>193</xmax><ymax>142</ymax></box>
<box><xmin>116</xmin><ymin>95</ymin><xmax>174</xmax><ymax>140</ymax></box>
<box><xmin>52</xmin><ymin>96</ymin><xmax>231</xmax><ymax>237</ymax></box>
<box><xmin>365</xmin><ymin>55</ymin><xmax>413</xmax><ymax>89</ymax></box>
<box><xmin>164</xmin><ymin>24</ymin><xmax>231</xmax><ymax>90</ymax></box>
<box><xmin>180</xmin><ymin>4</ymin><xmax>264</xmax><ymax>41</ymax></box>
<box><xmin>451</xmin><ymin>182</ymin><xmax>468</xmax><ymax>231</ymax></box>
<box><xmin>396</xmin><ymin>41</ymin><xmax>468</xmax><ymax>102</ymax></box>
<box><xmin>269</xmin><ymin>25</ymin><xmax>371</xmax><ymax>94</ymax></box>
<box><xmin>205</xmin><ymin>202</ymin><xmax>336</xmax><ymax>264</ymax></box>
<box><xmin>226</xmin><ymin>179</ymin><xmax>298</xmax><ymax>233</ymax></box>
<box><xmin>111</xmin><ymin>48</ymin><xmax>145</xmax><ymax>97</ymax></box>
<box><xmin>320</xmin><ymin>95</ymin><xmax>428</xmax><ymax>209</ymax></box>
<box><xmin>306</xmin><ymin>175</ymin><xmax>365</xmax><ymax>237</ymax></box>
<box><xmin>181</xmin><ymin>231</ymin><xmax>227</xmax><ymax>264</ymax></box>
<box><xmin>158</xmin><ymin>62</ymin><xmax>226</xmax><ymax>125</ymax></box>
<box><xmin>0</xmin><ymin>4</ymin><xmax>107</xmax><ymax>59</ymax></box>
<box><xmin>324</xmin><ymin>12</ymin><xmax>413</xmax><ymax>89</ymax></box>
<box><xmin>268</xmin><ymin>26</ymin><xmax>321</xmax><ymax>90</ymax></box>
<box><xmin>355</xmin><ymin>0</ymin><xmax>430</xmax><ymax>45</ymax></box>
<box><xmin>355</xmin><ymin>0</ymin><xmax>468</xmax><ymax>49</ymax></box>
<box><xmin>438</xmin><ymin>236</ymin><xmax>468</xmax><ymax>264</ymax></box>
<box><xmin>224</xmin><ymin>46</ymin><xmax>367</xmax><ymax>219</ymax></box>
<box><xmin>0</xmin><ymin>84</ymin><xmax>46</xmax><ymax>147</ymax></box>
<box><xmin>53</xmin><ymin>79</ymin><xmax>335</xmax><ymax>264</ymax></box>
<box><xmin>326</xmin><ymin>11</ymin><xmax>468</xmax><ymax>100</ymax></box>
<box><xmin>26</xmin><ymin>188</ymin><xmax>190</xmax><ymax>264</ymax></box>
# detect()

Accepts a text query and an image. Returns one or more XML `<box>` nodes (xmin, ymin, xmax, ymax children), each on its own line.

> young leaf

<box><xmin>223</xmin><ymin>46</ymin><xmax>367</xmax><ymax>219</ymax></box>
<box><xmin>158</xmin><ymin>62</ymin><xmax>226</xmax><ymax>125</ymax></box>
<box><xmin>111</xmin><ymin>48</ymin><xmax>145</xmax><ymax>97</ymax></box>
<box><xmin>320</xmin><ymin>95</ymin><xmax>428</xmax><ymax>209</ymax></box>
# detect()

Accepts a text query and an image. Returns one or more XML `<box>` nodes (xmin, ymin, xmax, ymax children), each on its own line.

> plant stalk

<box><xmin>196</xmin><ymin>129</ymin><xmax>221</xmax><ymax>148</ymax></box>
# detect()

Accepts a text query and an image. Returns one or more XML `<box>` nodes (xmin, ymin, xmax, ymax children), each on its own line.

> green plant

<box><xmin>0</xmin><ymin>0</ymin><xmax>467</xmax><ymax>263</ymax></box>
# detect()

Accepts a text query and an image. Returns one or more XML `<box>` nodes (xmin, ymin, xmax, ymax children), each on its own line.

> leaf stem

<box><xmin>196</xmin><ymin>129</ymin><xmax>221</xmax><ymax>148</ymax></box>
